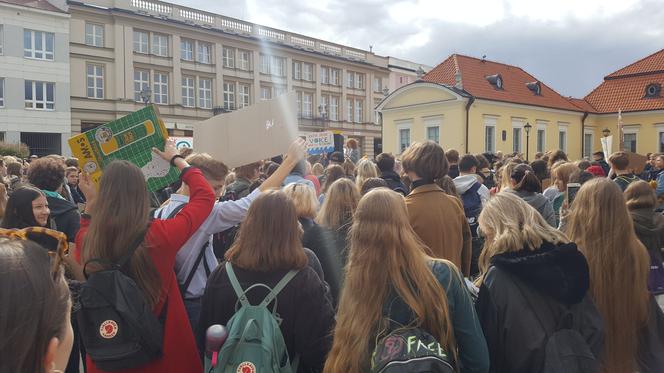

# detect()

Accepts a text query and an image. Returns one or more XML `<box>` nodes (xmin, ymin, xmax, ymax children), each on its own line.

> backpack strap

<box><xmin>259</xmin><ymin>269</ymin><xmax>299</xmax><ymax>308</ymax></box>
<box><xmin>507</xmin><ymin>269</ymin><xmax>557</xmax><ymax>336</ymax></box>
<box><xmin>226</xmin><ymin>261</ymin><xmax>250</xmax><ymax>308</ymax></box>
<box><xmin>179</xmin><ymin>241</ymin><xmax>210</xmax><ymax>298</ymax></box>
<box><xmin>83</xmin><ymin>227</ymin><xmax>148</xmax><ymax>279</ymax></box>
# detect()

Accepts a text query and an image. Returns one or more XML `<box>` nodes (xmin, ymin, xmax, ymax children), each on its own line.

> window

<box><xmin>180</xmin><ymin>39</ymin><xmax>193</xmax><ymax>61</ymax></box>
<box><xmin>537</xmin><ymin>129</ymin><xmax>546</xmax><ymax>153</ymax></box>
<box><xmin>239</xmin><ymin>84</ymin><xmax>250</xmax><ymax>108</ymax></box>
<box><xmin>223</xmin><ymin>82</ymin><xmax>235</xmax><ymax>110</ymax></box>
<box><xmin>222</xmin><ymin>47</ymin><xmax>235</xmax><ymax>68</ymax></box>
<box><xmin>133</xmin><ymin>69</ymin><xmax>149</xmax><ymax>102</ymax></box>
<box><xmin>24</xmin><ymin>30</ymin><xmax>54</xmax><ymax>60</ymax></box>
<box><xmin>198</xmin><ymin>78</ymin><xmax>212</xmax><ymax>109</ymax></box>
<box><xmin>347</xmin><ymin>72</ymin><xmax>354</xmax><ymax>88</ymax></box>
<box><xmin>558</xmin><ymin>130</ymin><xmax>567</xmax><ymax>152</ymax></box>
<box><xmin>238</xmin><ymin>50</ymin><xmax>251</xmax><ymax>70</ymax></box>
<box><xmin>151</xmin><ymin>34</ymin><xmax>168</xmax><ymax>56</ymax></box>
<box><xmin>427</xmin><ymin>126</ymin><xmax>440</xmax><ymax>143</ymax></box>
<box><xmin>259</xmin><ymin>54</ymin><xmax>270</xmax><ymax>74</ymax></box>
<box><xmin>373</xmin><ymin>77</ymin><xmax>382</xmax><ymax>92</ymax></box>
<box><xmin>645</xmin><ymin>83</ymin><xmax>661</xmax><ymax>98</ymax></box>
<box><xmin>329</xmin><ymin>96</ymin><xmax>339</xmax><ymax>121</ymax></box>
<box><xmin>659</xmin><ymin>131</ymin><xmax>664</xmax><ymax>153</ymax></box>
<box><xmin>271</xmin><ymin>56</ymin><xmax>285</xmax><ymax>77</ymax></box>
<box><xmin>293</xmin><ymin>61</ymin><xmax>302</xmax><ymax>80</ymax></box>
<box><xmin>346</xmin><ymin>99</ymin><xmax>353</xmax><ymax>122</ymax></box>
<box><xmin>133</xmin><ymin>30</ymin><xmax>148</xmax><ymax>53</ymax></box>
<box><xmin>624</xmin><ymin>133</ymin><xmax>637</xmax><ymax>153</ymax></box>
<box><xmin>182</xmin><ymin>76</ymin><xmax>195</xmax><ymax>107</ymax></box>
<box><xmin>302</xmin><ymin>92</ymin><xmax>312</xmax><ymax>118</ymax></box>
<box><xmin>260</xmin><ymin>86</ymin><xmax>272</xmax><ymax>100</ymax></box>
<box><xmin>0</xmin><ymin>78</ymin><xmax>4</xmax><ymax>107</ymax></box>
<box><xmin>484</xmin><ymin>117</ymin><xmax>497</xmax><ymax>153</ymax></box>
<box><xmin>354</xmin><ymin>99</ymin><xmax>363</xmax><ymax>123</ymax></box>
<box><xmin>356</xmin><ymin>73</ymin><xmax>364</xmax><ymax>89</ymax></box>
<box><xmin>399</xmin><ymin>128</ymin><xmax>411</xmax><ymax>153</ymax></box>
<box><xmin>330</xmin><ymin>68</ymin><xmax>340</xmax><ymax>85</ymax></box>
<box><xmin>303</xmin><ymin>63</ymin><xmax>313</xmax><ymax>81</ymax></box>
<box><xmin>197</xmin><ymin>42</ymin><xmax>212</xmax><ymax>64</ymax></box>
<box><xmin>583</xmin><ymin>132</ymin><xmax>594</xmax><ymax>158</ymax></box>
<box><xmin>153</xmin><ymin>72</ymin><xmax>168</xmax><ymax>104</ymax></box>
<box><xmin>24</xmin><ymin>80</ymin><xmax>55</xmax><ymax>110</ymax></box>
<box><xmin>513</xmin><ymin>127</ymin><xmax>522</xmax><ymax>153</ymax></box>
<box><xmin>320</xmin><ymin>95</ymin><xmax>328</xmax><ymax>117</ymax></box>
<box><xmin>320</xmin><ymin>66</ymin><xmax>329</xmax><ymax>84</ymax></box>
<box><xmin>85</xmin><ymin>23</ymin><xmax>104</xmax><ymax>47</ymax></box>
<box><xmin>86</xmin><ymin>64</ymin><xmax>104</xmax><ymax>99</ymax></box>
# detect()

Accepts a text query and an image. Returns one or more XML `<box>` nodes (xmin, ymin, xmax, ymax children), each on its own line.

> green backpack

<box><xmin>205</xmin><ymin>262</ymin><xmax>299</xmax><ymax>373</ymax></box>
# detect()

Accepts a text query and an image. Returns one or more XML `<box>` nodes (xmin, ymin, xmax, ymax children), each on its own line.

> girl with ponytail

<box><xmin>506</xmin><ymin>163</ymin><xmax>556</xmax><ymax>226</ymax></box>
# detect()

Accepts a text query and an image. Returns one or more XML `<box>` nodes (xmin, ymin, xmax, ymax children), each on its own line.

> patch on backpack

<box><xmin>237</xmin><ymin>361</ymin><xmax>256</xmax><ymax>373</ymax></box>
<box><xmin>99</xmin><ymin>320</ymin><xmax>118</xmax><ymax>339</ymax></box>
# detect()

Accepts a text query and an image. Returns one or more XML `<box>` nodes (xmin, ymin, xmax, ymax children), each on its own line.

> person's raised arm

<box><xmin>258</xmin><ymin>138</ymin><xmax>307</xmax><ymax>191</ymax></box>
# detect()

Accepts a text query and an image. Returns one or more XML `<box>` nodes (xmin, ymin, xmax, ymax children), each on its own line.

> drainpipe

<box><xmin>465</xmin><ymin>96</ymin><xmax>475</xmax><ymax>154</ymax></box>
<box><xmin>581</xmin><ymin>111</ymin><xmax>588</xmax><ymax>157</ymax></box>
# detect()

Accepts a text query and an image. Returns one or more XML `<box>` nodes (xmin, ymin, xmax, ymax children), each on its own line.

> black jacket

<box><xmin>630</xmin><ymin>208</ymin><xmax>664</xmax><ymax>256</ymax></box>
<box><xmin>476</xmin><ymin>242</ymin><xmax>604</xmax><ymax>373</ymax></box>
<box><xmin>379</xmin><ymin>170</ymin><xmax>408</xmax><ymax>196</ymax></box>
<box><xmin>198</xmin><ymin>254</ymin><xmax>335</xmax><ymax>373</ymax></box>
<box><xmin>300</xmin><ymin>218</ymin><xmax>344</xmax><ymax>306</ymax></box>
<box><xmin>47</xmin><ymin>196</ymin><xmax>80</xmax><ymax>243</ymax></box>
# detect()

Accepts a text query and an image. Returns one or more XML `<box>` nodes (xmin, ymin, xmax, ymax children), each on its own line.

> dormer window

<box><xmin>526</xmin><ymin>81</ymin><xmax>542</xmax><ymax>95</ymax></box>
<box><xmin>486</xmin><ymin>74</ymin><xmax>503</xmax><ymax>90</ymax></box>
<box><xmin>645</xmin><ymin>83</ymin><xmax>661</xmax><ymax>98</ymax></box>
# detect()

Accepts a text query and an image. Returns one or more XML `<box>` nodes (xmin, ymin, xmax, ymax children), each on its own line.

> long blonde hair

<box><xmin>355</xmin><ymin>159</ymin><xmax>378</xmax><ymax>189</ymax></box>
<box><xmin>476</xmin><ymin>192</ymin><xmax>569</xmax><ymax>285</ymax></box>
<box><xmin>564</xmin><ymin>178</ymin><xmax>650</xmax><ymax>373</ymax></box>
<box><xmin>324</xmin><ymin>189</ymin><xmax>456</xmax><ymax>372</ymax></box>
<box><xmin>316</xmin><ymin>178</ymin><xmax>360</xmax><ymax>230</ymax></box>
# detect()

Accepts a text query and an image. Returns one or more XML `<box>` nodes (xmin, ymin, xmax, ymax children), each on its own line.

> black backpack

<box><xmin>212</xmin><ymin>186</ymin><xmax>249</xmax><ymax>259</ymax></box>
<box><xmin>371</xmin><ymin>327</ymin><xmax>455</xmax><ymax>373</ymax></box>
<box><xmin>77</xmin><ymin>230</ymin><xmax>167</xmax><ymax>371</ymax></box>
<box><xmin>460</xmin><ymin>182</ymin><xmax>482</xmax><ymax>237</ymax></box>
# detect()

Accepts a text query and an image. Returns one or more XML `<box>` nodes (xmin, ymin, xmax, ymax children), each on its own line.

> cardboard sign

<box><xmin>601</xmin><ymin>135</ymin><xmax>613</xmax><ymax>162</ymax></box>
<box><xmin>193</xmin><ymin>92</ymin><xmax>298</xmax><ymax>168</ymax></box>
<box><xmin>306</xmin><ymin>132</ymin><xmax>334</xmax><ymax>155</ymax></box>
<box><xmin>68</xmin><ymin>105</ymin><xmax>179</xmax><ymax>192</ymax></box>
<box><xmin>172</xmin><ymin>137</ymin><xmax>194</xmax><ymax>150</ymax></box>
<box><xmin>626</xmin><ymin>152</ymin><xmax>648</xmax><ymax>174</ymax></box>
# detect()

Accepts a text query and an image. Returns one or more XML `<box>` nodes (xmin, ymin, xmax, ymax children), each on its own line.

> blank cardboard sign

<box><xmin>193</xmin><ymin>92</ymin><xmax>298</xmax><ymax>168</ymax></box>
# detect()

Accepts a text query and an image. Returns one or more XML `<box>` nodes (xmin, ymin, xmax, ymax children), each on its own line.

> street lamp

<box><xmin>524</xmin><ymin>122</ymin><xmax>532</xmax><ymax>161</ymax></box>
<box><xmin>602</xmin><ymin>128</ymin><xmax>611</xmax><ymax>137</ymax></box>
<box><xmin>139</xmin><ymin>87</ymin><xmax>152</xmax><ymax>106</ymax></box>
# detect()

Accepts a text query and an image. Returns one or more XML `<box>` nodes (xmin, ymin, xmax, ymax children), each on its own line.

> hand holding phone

<box><xmin>567</xmin><ymin>183</ymin><xmax>581</xmax><ymax>206</ymax></box>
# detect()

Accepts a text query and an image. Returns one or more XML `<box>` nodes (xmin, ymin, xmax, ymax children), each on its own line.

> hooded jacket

<box><xmin>379</xmin><ymin>170</ymin><xmax>408</xmax><ymax>196</ymax></box>
<box><xmin>506</xmin><ymin>189</ymin><xmax>556</xmax><ymax>227</ymax></box>
<box><xmin>630</xmin><ymin>208</ymin><xmax>664</xmax><ymax>256</ymax></box>
<box><xmin>47</xmin><ymin>195</ymin><xmax>81</xmax><ymax>242</ymax></box>
<box><xmin>476</xmin><ymin>242</ymin><xmax>604</xmax><ymax>373</ymax></box>
<box><xmin>454</xmin><ymin>174</ymin><xmax>490</xmax><ymax>205</ymax></box>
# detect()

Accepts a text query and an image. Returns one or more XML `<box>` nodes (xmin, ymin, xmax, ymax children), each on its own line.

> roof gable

<box><xmin>378</xmin><ymin>82</ymin><xmax>464</xmax><ymax>111</ymax></box>
<box><xmin>605</xmin><ymin>49</ymin><xmax>664</xmax><ymax>79</ymax></box>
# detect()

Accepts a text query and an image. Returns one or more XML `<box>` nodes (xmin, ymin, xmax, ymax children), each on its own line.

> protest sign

<box><xmin>68</xmin><ymin>105</ymin><xmax>179</xmax><ymax>192</ymax></box>
<box><xmin>172</xmin><ymin>137</ymin><xmax>194</xmax><ymax>150</ymax></box>
<box><xmin>193</xmin><ymin>92</ymin><xmax>298</xmax><ymax>168</ymax></box>
<box><xmin>601</xmin><ymin>135</ymin><xmax>613</xmax><ymax>161</ymax></box>
<box><xmin>306</xmin><ymin>132</ymin><xmax>335</xmax><ymax>155</ymax></box>
<box><xmin>626</xmin><ymin>152</ymin><xmax>648</xmax><ymax>174</ymax></box>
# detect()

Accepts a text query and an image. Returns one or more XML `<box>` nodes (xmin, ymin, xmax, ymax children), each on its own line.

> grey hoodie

<box><xmin>507</xmin><ymin>189</ymin><xmax>556</xmax><ymax>227</ymax></box>
<box><xmin>453</xmin><ymin>174</ymin><xmax>490</xmax><ymax>205</ymax></box>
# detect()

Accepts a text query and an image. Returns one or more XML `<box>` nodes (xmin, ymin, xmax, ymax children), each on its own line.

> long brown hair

<box><xmin>316</xmin><ymin>178</ymin><xmax>360</xmax><ymax>230</ymax></box>
<box><xmin>564</xmin><ymin>178</ymin><xmax>650</xmax><ymax>373</ymax></box>
<box><xmin>324</xmin><ymin>189</ymin><xmax>456</xmax><ymax>372</ymax></box>
<box><xmin>82</xmin><ymin>161</ymin><xmax>161</xmax><ymax>308</ymax></box>
<box><xmin>225</xmin><ymin>190</ymin><xmax>307</xmax><ymax>272</ymax></box>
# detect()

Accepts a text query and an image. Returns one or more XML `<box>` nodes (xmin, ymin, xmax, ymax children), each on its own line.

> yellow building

<box><xmin>378</xmin><ymin>54</ymin><xmax>586</xmax><ymax>159</ymax></box>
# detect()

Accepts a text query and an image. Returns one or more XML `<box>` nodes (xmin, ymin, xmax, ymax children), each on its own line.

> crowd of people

<box><xmin>1</xmin><ymin>137</ymin><xmax>663</xmax><ymax>373</ymax></box>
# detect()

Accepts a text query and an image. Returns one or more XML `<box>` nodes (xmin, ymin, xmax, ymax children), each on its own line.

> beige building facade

<box><xmin>68</xmin><ymin>0</ymin><xmax>390</xmax><ymax>157</ymax></box>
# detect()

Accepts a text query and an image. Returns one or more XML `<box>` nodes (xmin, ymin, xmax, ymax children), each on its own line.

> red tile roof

<box><xmin>567</xmin><ymin>97</ymin><xmax>598</xmax><ymax>113</ymax></box>
<box><xmin>584</xmin><ymin>49</ymin><xmax>664</xmax><ymax>113</ymax></box>
<box><xmin>0</xmin><ymin>0</ymin><xmax>66</xmax><ymax>13</ymax></box>
<box><xmin>422</xmin><ymin>54</ymin><xmax>582</xmax><ymax>112</ymax></box>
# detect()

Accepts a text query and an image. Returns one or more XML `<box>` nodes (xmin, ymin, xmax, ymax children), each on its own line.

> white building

<box><xmin>0</xmin><ymin>0</ymin><xmax>71</xmax><ymax>156</ymax></box>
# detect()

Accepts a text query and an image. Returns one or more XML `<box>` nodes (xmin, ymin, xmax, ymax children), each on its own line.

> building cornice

<box><xmin>0</xmin><ymin>1</ymin><xmax>70</xmax><ymax>18</ymax></box>
<box><xmin>473</xmin><ymin>98</ymin><xmax>584</xmax><ymax>116</ymax></box>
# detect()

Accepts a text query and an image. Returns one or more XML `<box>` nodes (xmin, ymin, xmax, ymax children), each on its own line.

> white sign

<box><xmin>306</xmin><ymin>132</ymin><xmax>334</xmax><ymax>155</ymax></box>
<box><xmin>601</xmin><ymin>135</ymin><xmax>613</xmax><ymax>161</ymax></box>
<box><xmin>171</xmin><ymin>137</ymin><xmax>193</xmax><ymax>150</ymax></box>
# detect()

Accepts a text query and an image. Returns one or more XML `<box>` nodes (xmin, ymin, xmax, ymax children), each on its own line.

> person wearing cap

<box><xmin>592</xmin><ymin>151</ymin><xmax>611</xmax><ymax>176</ymax></box>
<box><xmin>586</xmin><ymin>165</ymin><xmax>606</xmax><ymax>178</ymax></box>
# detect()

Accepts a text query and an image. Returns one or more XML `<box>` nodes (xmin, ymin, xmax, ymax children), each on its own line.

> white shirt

<box><xmin>154</xmin><ymin>188</ymin><xmax>261</xmax><ymax>299</ymax></box>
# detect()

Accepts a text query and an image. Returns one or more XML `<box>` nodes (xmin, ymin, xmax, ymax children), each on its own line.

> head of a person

<box><xmin>224</xmin><ymin>172</ymin><xmax>236</xmax><ymax>187</ymax></box>
<box><xmin>359</xmin><ymin>177</ymin><xmax>388</xmax><ymax>195</ymax></box>
<box><xmin>435</xmin><ymin>175</ymin><xmax>459</xmax><ymax>199</ymax></box>
<box><xmin>569</xmin><ymin>170</ymin><xmax>595</xmax><ymax>186</ymax></box>
<box><xmin>2</xmin><ymin>186</ymin><xmax>50</xmax><ymax>228</ymax></box>
<box><xmin>576</xmin><ymin>160</ymin><xmax>591</xmax><ymax>171</ymax></box>
<box><xmin>283</xmin><ymin>182</ymin><xmax>319</xmax><ymax>220</ymax></box>
<box><xmin>311</xmin><ymin>162</ymin><xmax>324</xmax><ymax>177</ymax></box>
<box><xmin>475</xmin><ymin>153</ymin><xmax>490</xmax><ymax>171</ymax></box>
<box><xmin>499</xmin><ymin>161</ymin><xmax>520</xmax><ymax>190</ymax></box>
<box><xmin>530</xmin><ymin>159</ymin><xmax>549</xmax><ymax>181</ymax></box>
<box><xmin>624</xmin><ymin>180</ymin><xmax>657</xmax><ymax>211</ymax></box>
<box><xmin>342</xmin><ymin>159</ymin><xmax>356</xmax><ymax>178</ymax></box>
<box><xmin>648</xmin><ymin>153</ymin><xmax>658</xmax><ymax>167</ymax></box>
<box><xmin>608</xmin><ymin>151</ymin><xmax>630</xmax><ymax>172</ymax></box>
<box><xmin>346</xmin><ymin>138</ymin><xmax>358</xmax><ymax>150</ymax></box>
<box><xmin>329</xmin><ymin>151</ymin><xmax>345</xmax><ymax>165</ymax></box>
<box><xmin>27</xmin><ymin>157</ymin><xmax>65</xmax><ymax>192</ymax></box>
<box><xmin>445</xmin><ymin>149</ymin><xmax>460</xmax><ymax>165</ymax></box>
<box><xmin>477</xmin><ymin>192</ymin><xmax>569</xmax><ymax>282</ymax></box>
<box><xmin>551</xmin><ymin>162</ymin><xmax>579</xmax><ymax>192</ymax></box>
<box><xmin>225</xmin><ymin>190</ymin><xmax>307</xmax><ymax>271</ymax></box>
<box><xmin>325</xmin><ymin>188</ymin><xmax>455</xmax><ymax>372</ymax></box>
<box><xmin>355</xmin><ymin>159</ymin><xmax>378</xmax><ymax>187</ymax></box>
<box><xmin>656</xmin><ymin>154</ymin><xmax>664</xmax><ymax>171</ymax></box>
<box><xmin>83</xmin><ymin>161</ymin><xmax>162</xmax><ymax>308</ymax></box>
<box><xmin>0</xmin><ymin>238</ymin><xmax>73</xmax><ymax>373</ymax></box>
<box><xmin>534</xmin><ymin>152</ymin><xmax>544</xmax><ymax>160</ymax></box>
<box><xmin>186</xmin><ymin>153</ymin><xmax>229</xmax><ymax>198</ymax></box>
<box><xmin>458</xmin><ymin>154</ymin><xmax>479</xmax><ymax>174</ymax></box>
<box><xmin>234</xmin><ymin>161</ymin><xmax>261</xmax><ymax>183</ymax></box>
<box><xmin>64</xmin><ymin>158</ymin><xmax>79</xmax><ymax>168</ymax></box>
<box><xmin>592</xmin><ymin>151</ymin><xmax>605</xmax><ymax>162</ymax></box>
<box><xmin>322</xmin><ymin>164</ymin><xmax>345</xmax><ymax>194</ymax></box>
<box><xmin>375</xmin><ymin>152</ymin><xmax>396</xmax><ymax>174</ymax></box>
<box><xmin>565</xmin><ymin>178</ymin><xmax>650</xmax><ymax>370</ymax></box>
<box><xmin>6</xmin><ymin>162</ymin><xmax>22</xmax><ymax>178</ymax></box>
<box><xmin>65</xmin><ymin>167</ymin><xmax>79</xmax><ymax>187</ymax></box>
<box><xmin>401</xmin><ymin>141</ymin><xmax>448</xmax><ymax>181</ymax></box>
<box><xmin>316</xmin><ymin>178</ymin><xmax>360</xmax><ymax>230</ymax></box>
<box><xmin>585</xmin><ymin>165</ymin><xmax>606</xmax><ymax>178</ymax></box>
<box><xmin>510</xmin><ymin>163</ymin><xmax>542</xmax><ymax>193</ymax></box>
<box><xmin>548</xmin><ymin>150</ymin><xmax>569</xmax><ymax>168</ymax></box>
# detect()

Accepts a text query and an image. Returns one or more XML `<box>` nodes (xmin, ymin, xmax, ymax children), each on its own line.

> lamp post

<box><xmin>524</xmin><ymin>122</ymin><xmax>532</xmax><ymax>161</ymax></box>
<box><xmin>602</xmin><ymin>128</ymin><xmax>611</xmax><ymax>137</ymax></box>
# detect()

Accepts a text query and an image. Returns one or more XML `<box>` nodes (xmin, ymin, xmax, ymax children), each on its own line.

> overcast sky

<box><xmin>172</xmin><ymin>0</ymin><xmax>664</xmax><ymax>98</ymax></box>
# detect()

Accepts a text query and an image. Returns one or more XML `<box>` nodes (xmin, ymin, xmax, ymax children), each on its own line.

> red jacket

<box><xmin>75</xmin><ymin>167</ymin><xmax>215</xmax><ymax>373</ymax></box>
